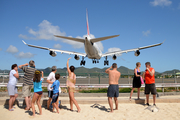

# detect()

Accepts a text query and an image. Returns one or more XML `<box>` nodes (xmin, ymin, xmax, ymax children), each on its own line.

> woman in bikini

<box><xmin>31</xmin><ymin>70</ymin><xmax>44</xmax><ymax>116</ymax></box>
<box><xmin>66</xmin><ymin>57</ymin><xmax>81</xmax><ymax>112</ymax></box>
<box><xmin>129</xmin><ymin>62</ymin><xmax>142</xmax><ymax>101</ymax></box>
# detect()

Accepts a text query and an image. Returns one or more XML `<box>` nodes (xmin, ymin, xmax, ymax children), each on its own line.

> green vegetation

<box><xmin>79</xmin><ymin>88</ymin><xmax>138</xmax><ymax>93</ymax></box>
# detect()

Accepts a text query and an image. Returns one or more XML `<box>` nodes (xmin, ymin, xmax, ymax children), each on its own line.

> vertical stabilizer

<box><xmin>86</xmin><ymin>9</ymin><xmax>90</xmax><ymax>36</ymax></box>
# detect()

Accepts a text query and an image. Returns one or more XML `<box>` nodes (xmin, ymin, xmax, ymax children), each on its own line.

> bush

<box><xmin>119</xmin><ymin>88</ymin><xmax>137</xmax><ymax>93</ymax></box>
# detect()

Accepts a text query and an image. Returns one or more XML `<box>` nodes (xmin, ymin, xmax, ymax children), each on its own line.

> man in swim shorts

<box><xmin>105</xmin><ymin>63</ymin><xmax>121</xmax><ymax>113</ymax></box>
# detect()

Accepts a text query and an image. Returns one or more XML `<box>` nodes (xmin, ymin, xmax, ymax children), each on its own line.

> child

<box><xmin>51</xmin><ymin>73</ymin><xmax>60</xmax><ymax>113</ymax></box>
<box><xmin>31</xmin><ymin>70</ymin><xmax>44</xmax><ymax>116</ymax></box>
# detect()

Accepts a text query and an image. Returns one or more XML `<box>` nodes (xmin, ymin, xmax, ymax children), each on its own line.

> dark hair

<box><xmin>112</xmin><ymin>63</ymin><xmax>117</xmax><ymax>68</ymax></box>
<box><xmin>55</xmin><ymin>73</ymin><xmax>60</xmax><ymax>80</ymax></box>
<box><xmin>33</xmin><ymin>70</ymin><xmax>41</xmax><ymax>82</ymax></box>
<box><xmin>145</xmin><ymin>62</ymin><xmax>151</xmax><ymax>66</ymax></box>
<box><xmin>70</xmin><ymin>66</ymin><xmax>75</xmax><ymax>72</ymax></box>
<box><xmin>11</xmin><ymin>64</ymin><xmax>17</xmax><ymax>70</ymax></box>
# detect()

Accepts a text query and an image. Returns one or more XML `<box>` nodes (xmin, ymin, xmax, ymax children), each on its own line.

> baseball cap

<box><xmin>29</xmin><ymin>60</ymin><xmax>35</xmax><ymax>66</ymax></box>
<box><xmin>52</xmin><ymin>66</ymin><xmax>57</xmax><ymax>71</ymax></box>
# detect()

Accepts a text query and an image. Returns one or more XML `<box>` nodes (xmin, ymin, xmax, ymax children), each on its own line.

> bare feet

<box><xmin>24</xmin><ymin>107</ymin><xmax>30</xmax><ymax>110</ymax></box>
<box><xmin>110</xmin><ymin>110</ymin><xmax>113</xmax><ymax>113</ymax></box>
<box><xmin>77</xmin><ymin>108</ymin><xmax>81</xmax><ymax>113</ymax></box>
<box><xmin>129</xmin><ymin>97</ymin><xmax>131</xmax><ymax>101</ymax></box>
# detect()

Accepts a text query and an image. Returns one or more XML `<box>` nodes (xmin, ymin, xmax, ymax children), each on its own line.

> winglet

<box><xmin>22</xmin><ymin>40</ymin><xmax>27</xmax><ymax>45</ymax></box>
<box><xmin>162</xmin><ymin>39</ymin><xmax>166</xmax><ymax>44</ymax></box>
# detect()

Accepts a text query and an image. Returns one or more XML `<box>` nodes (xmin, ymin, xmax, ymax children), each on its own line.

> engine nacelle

<box><xmin>74</xmin><ymin>55</ymin><xmax>80</xmax><ymax>60</ymax></box>
<box><xmin>49</xmin><ymin>51</ymin><xmax>57</xmax><ymax>57</ymax></box>
<box><xmin>112</xmin><ymin>55</ymin><xmax>117</xmax><ymax>60</ymax></box>
<box><xmin>134</xmin><ymin>50</ymin><xmax>140</xmax><ymax>56</ymax></box>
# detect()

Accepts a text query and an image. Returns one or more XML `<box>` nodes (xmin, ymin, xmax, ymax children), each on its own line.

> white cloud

<box><xmin>0</xmin><ymin>48</ymin><xmax>2</xmax><ymax>51</ymax></box>
<box><xmin>142</xmin><ymin>30</ymin><xmax>151</xmax><ymax>36</ymax></box>
<box><xmin>19</xmin><ymin>20</ymin><xmax>66</xmax><ymax>40</ymax></box>
<box><xmin>6</xmin><ymin>45</ymin><xmax>19</xmax><ymax>54</ymax></box>
<box><xmin>107</xmin><ymin>47</ymin><xmax>122</xmax><ymax>56</ymax></box>
<box><xmin>150</xmin><ymin>0</ymin><xmax>172</xmax><ymax>7</ymax></box>
<box><xmin>178</xmin><ymin>3</ymin><xmax>180</xmax><ymax>9</ymax></box>
<box><xmin>15</xmin><ymin>52</ymin><xmax>35</xmax><ymax>58</ymax></box>
<box><xmin>19</xmin><ymin>20</ymin><xmax>104</xmax><ymax>51</ymax></box>
<box><xmin>53</xmin><ymin>44</ymin><xmax>61</xmax><ymax>49</ymax></box>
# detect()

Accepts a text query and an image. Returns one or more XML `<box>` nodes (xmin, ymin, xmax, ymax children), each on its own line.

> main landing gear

<box><xmin>104</xmin><ymin>56</ymin><xmax>109</xmax><ymax>66</ymax></box>
<box><xmin>92</xmin><ymin>59</ymin><xmax>99</xmax><ymax>64</ymax></box>
<box><xmin>80</xmin><ymin>57</ymin><xmax>86</xmax><ymax>66</ymax></box>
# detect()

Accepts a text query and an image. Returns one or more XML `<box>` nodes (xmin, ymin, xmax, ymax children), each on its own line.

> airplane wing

<box><xmin>90</xmin><ymin>35</ymin><xmax>120</xmax><ymax>43</ymax></box>
<box><xmin>102</xmin><ymin>41</ymin><xmax>165</xmax><ymax>57</ymax></box>
<box><xmin>54</xmin><ymin>35</ymin><xmax>85</xmax><ymax>43</ymax></box>
<box><xmin>22</xmin><ymin>40</ymin><xmax>86</xmax><ymax>57</ymax></box>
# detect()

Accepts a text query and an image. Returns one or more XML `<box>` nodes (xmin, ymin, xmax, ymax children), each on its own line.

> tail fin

<box><xmin>86</xmin><ymin>9</ymin><xmax>90</xmax><ymax>36</ymax></box>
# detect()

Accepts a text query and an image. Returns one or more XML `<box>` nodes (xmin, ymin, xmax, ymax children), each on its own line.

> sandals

<box><xmin>146</xmin><ymin>103</ymin><xmax>150</xmax><ymax>106</ymax></box>
<box><xmin>9</xmin><ymin>109</ymin><xmax>14</xmax><ymax>111</ymax></box>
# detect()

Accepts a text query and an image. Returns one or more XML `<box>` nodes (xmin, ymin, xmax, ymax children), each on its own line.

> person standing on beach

<box><xmin>105</xmin><ymin>63</ymin><xmax>121</xmax><ymax>113</ymax></box>
<box><xmin>66</xmin><ymin>57</ymin><xmax>81</xmax><ymax>112</ymax></box>
<box><xmin>46</xmin><ymin>66</ymin><xmax>57</xmax><ymax>110</ymax></box>
<box><xmin>129</xmin><ymin>62</ymin><xmax>142</xmax><ymax>101</ymax></box>
<box><xmin>31</xmin><ymin>70</ymin><xmax>44</xmax><ymax>116</ymax></box>
<box><xmin>7</xmin><ymin>64</ymin><xmax>19</xmax><ymax>111</ymax></box>
<box><xmin>51</xmin><ymin>74</ymin><xmax>61</xmax><ymax>114</ymax></box>
<box><xmin>142</xmin><ymin>62</ymin><xmax>157</xmax><ymax>106</ymax></box>
<box><xmin>19</xmin><ymin>60</ymin><xmax>36</xmax><ymax>110</ymax></box>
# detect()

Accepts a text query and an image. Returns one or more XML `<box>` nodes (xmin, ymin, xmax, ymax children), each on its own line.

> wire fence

<box><xmin>1</xmin><ymin>72</ymin><xmax>180</xmax><ymax>84</ymax></box>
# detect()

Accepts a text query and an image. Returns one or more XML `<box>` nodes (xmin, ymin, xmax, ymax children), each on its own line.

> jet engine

<box><xmin>112</xmin><ymin>55</ymin><xmax>117</xmax><ymax>60</ymax></box>
<box><xmin>74</xmin><ymin>55</ymin><xmax>80</xmax><ymax>60</ymax></box>
<box><xmin>49</xmin><ymin>51</ymin><xmax>57</xmax><ymax>57</ymax></box>
<box><xmin>134</xmin><ymin>50</ymin><xmax>140</xmax><ymax>56</ymax></box>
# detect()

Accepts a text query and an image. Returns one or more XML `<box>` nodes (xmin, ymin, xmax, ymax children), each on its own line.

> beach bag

<box><xmin>140</xmin><ymin>77</ymin><xmax>144</xmax><ymax>84</ymax></box>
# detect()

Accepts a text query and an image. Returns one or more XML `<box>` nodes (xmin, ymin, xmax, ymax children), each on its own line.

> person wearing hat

<box><xmin>19</xmin><ymin>60</ymin><xmax>36</xmax><ymax>110</ymax></box>
<box><xmin>46</xmin><ymin>66</ymin><xmax>57</xmax><ymax>110</ymax></box>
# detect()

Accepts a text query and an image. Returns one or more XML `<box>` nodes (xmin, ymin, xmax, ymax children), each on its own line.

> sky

<box><xmin>0</xmin><ymin>0</ymin><xmax>180</xmax><ymax>72</ymax></box>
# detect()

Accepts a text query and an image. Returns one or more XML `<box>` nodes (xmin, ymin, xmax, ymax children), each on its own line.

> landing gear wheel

<box><xmin>104</xmin><ymin>56</ymin><xmax>109</xmax><ymax>66</ymax></box>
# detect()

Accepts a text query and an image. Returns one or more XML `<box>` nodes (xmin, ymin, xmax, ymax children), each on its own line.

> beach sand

<box><xmin>0</xmin><ymin>103</ymin><xmax>180</xmax><ymax>120</ymax></box>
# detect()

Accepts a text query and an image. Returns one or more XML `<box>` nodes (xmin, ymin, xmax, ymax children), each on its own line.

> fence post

<box><xmin>88</xmin><ymin>74</ymin><xmax>90</xmax><ymax>84</ymax></box>
<box><xmin>98</xmin><ymin>73</ymin><xmax>100</xmax><ymax>84</ymax></box>
<box><xmin>162</xmin><ymin>74</ymin><xmax>164</xmax><ymax>93</ymax></box>
<box><xmin>128</xmin><ymin>71</ymin><xmax>130</xmax><ymax>84</ymax></box>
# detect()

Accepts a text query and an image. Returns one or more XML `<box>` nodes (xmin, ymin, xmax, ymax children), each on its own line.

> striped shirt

<box><xmin>21</xmin><ymin>66</ymin><xmax>36</xmax><ymax>86</ymax></box>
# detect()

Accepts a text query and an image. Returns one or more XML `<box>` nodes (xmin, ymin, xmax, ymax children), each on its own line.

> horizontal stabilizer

<box><xmin>54</xmin><ymin>35</ymin><xmax>85</xmax><ymax>43</ymax></box>
<box><xmin>90</xmin><ymin>35</ymin><xmax>119</xmax><ymax>43</ymax></box>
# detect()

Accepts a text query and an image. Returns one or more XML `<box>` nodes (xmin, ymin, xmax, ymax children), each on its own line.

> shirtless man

<box><xmin>105</xmin><ymin>63</ymin><xmax>121</xmax><ymax>113</ymax></box>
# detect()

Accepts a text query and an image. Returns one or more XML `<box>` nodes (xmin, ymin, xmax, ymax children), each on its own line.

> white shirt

<box><xmin>8</xmin><ymin>70</ymin><xmax>18</xmax><ymax>86</ymax></box>
<box><xmin>47</xmin><ymin>72</ymin><xmax>56</xmax><ymax>91</ymax></box>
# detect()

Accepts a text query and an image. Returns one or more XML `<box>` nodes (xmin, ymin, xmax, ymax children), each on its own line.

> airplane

<box><xmin>22</xmin><ymin>9</ymin><xmax>164</xmax><ymax>66</ymax></box>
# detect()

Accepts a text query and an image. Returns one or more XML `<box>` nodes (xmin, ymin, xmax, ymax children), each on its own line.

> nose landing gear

<box><xmin>80</xmin><ymin>57</ymin><xmax>86</xmax><ymax>66</ymax></box>
<box><xmin>104</xmin><ymin>56</ymin><xmax>109</xmax><ymax>66</ymax></box>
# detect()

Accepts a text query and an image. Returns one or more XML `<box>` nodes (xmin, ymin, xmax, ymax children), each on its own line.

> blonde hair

<box><xmin>136</xmin><ymin>62</ymin><xmax>141</xmax><ymax>67</ymax></box>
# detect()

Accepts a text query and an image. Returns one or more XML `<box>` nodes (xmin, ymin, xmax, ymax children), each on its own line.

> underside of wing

<box><xmin>22</xmin><ymin>40</ymin><xmax>86</xmax><ymax>57</ymax></box>
<box><xmin>102</xmin><ymin>48</ymin><xmax>138</xmax><ymax>57</ymax></box>
<box><xmin>102</xmin><ymin>40</ymin><xmax>165</xmax><ymax>57</ymax></box>
<box><xmin>90</xmin><ymin>35</ymin><xmax>119</xmax><ymax>43</ymax></box>
<box><xmin>54</xmin><ymin>35</ymin><xmax>85</xmax><ymax>43</ymax></box>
